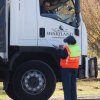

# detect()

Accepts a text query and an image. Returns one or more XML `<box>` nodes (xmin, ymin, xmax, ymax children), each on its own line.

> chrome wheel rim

<box><xmin>21</xmin><ymin>70</ymin><xmax>46</xmax><ymax>95</ymax></box>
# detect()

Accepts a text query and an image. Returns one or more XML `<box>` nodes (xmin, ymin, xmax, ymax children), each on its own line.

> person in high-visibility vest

<box><xmin>57</xmin><ymin>35</ymin><xmax>81</xmax><ymax>100</ymax></box>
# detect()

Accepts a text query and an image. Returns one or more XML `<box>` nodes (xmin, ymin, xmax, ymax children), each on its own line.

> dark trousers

<box><xmin>61</xmin><ymin>68</ymin><xmax>77</xmax><ymax>100</ymax></box>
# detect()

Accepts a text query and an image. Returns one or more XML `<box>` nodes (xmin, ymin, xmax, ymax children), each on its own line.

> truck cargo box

<box><xmin>0</xmin><ymin>0</ymin><xmax>6</xmax><ymax>52</ymax></box>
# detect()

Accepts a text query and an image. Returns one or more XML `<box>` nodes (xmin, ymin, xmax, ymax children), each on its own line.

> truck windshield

<box><xmin>40</xmin><ymin>0</ymin><xmax>76</xmax><ymax>27</ymax></box>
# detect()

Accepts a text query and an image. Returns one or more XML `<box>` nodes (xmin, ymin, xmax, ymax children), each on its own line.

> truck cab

<box><xmin>0</xmin><ymin>0</ymin><xmax>98</xmax><ymax>100</ymax></box>
<box><xmin>10</xmin><ymin>0</ymin><xmax>81</xmax><ymax>47</ymax></box>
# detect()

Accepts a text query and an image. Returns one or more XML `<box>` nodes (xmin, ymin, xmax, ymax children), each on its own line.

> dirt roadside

<box><xmin>49</xmin><ymin>71</ymin><xmax>100</xmax><ymax>100</ymax></box>
<box><xmin>49</xmin><ymin>96</ymin><xmax>100</xmax><ymax>100</ymax></box>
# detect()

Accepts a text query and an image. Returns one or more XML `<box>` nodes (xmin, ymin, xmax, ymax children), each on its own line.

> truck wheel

<box><xmin>12</xmin><ymin>60</ymin><xmax>56</xmax><ymax>100</ymax></box>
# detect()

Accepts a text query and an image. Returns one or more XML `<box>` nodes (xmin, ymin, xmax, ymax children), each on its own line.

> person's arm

<box><xmin>58</xmin><ymin>48</ymin><xmax>68</xmax><ymax>59</ymax></box>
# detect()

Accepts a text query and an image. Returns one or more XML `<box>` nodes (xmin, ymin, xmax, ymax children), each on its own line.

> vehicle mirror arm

<box><xmin>74</xmin><ymin>0</ymin><xmax>80</xmax><ymax>36</ymax></box>
<box><xmin>76</xmin><ymin>14</ymin><xmax>80</xmax><ymax>27</ymax></box>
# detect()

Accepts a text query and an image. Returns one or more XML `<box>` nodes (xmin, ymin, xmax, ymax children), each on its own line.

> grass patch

<box><xmin>0</xmin><ymin>82</ymin><xmax>9</xmax><ymax>100</ymax></box>
<box><xmin>52</xmin><ymin>79</ymin><xmax>100</xmax><ymax>97</ymax></box>
<box><xmin>53</xmin><ymin>71</ymin><xmax>100</xmax><ymax>97</ymax></box>
<box><xmin>77</xmin><ymin>79</ymin><xmax>100</xmax><ymax>96</ymax></box>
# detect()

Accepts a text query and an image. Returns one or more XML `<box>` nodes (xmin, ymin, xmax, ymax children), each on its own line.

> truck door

<box><xmin>10</xmin><ymin>0</ymin><xmax>38</xmax><ymax>46</ymax></box>
<box><xmin>37</xmin><ymin>0</ymin><xmax>81</xmax><ymax>47</ymax></box>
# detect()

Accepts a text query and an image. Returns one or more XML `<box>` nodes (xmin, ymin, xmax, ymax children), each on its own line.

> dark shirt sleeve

<box><xmin>40</xmin><ymin>6</ymin><xmax>53</xmax><ymax>14</ymax></box>
<box><xmin>58</xmin><ymin>48</ymin><xmax>68</xmax><ymax>59</ymax></box>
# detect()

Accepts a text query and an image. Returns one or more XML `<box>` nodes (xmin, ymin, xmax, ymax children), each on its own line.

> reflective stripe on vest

<box><xmin>60</xmin><ymin>44</ymin><xmax>81</xmax><ymax>68</ymax></box>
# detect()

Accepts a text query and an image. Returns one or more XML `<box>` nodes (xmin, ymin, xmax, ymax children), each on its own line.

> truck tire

<box><xmin>5</xmin><ymin>82</ymin><xmax>15</xmax><ymax>99</ymax></box>
<box><xmin>12</xmin><ymin>60</ymin><xmax>56</xmax><ymax>100</ymax></box>
<box><xmin>5</xmin><ymin>74</ymin><xmax>15</xmax><ymax>99</ymax></box>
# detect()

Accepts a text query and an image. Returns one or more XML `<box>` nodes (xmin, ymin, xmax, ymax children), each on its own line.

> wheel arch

<box><xmin>10</xmin><ymin>51</ymin><xmax>61</xmax><ymax>81</ymax></box>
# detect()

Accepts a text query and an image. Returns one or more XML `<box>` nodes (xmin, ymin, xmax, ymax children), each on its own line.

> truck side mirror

<box><xmin>75</xmin><ymin>28</ymin><xmax>79</xmax><ymax>36</ymax></box>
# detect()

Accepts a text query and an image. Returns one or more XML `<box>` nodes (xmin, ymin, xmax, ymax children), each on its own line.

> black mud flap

<box><xmin>78</xmin><ymin>56</ymin><xmax>86</xmax><ymax>79</ymax></box>
<box><xmin>88</xmin><ymin>57</ymin><xmax>98</xmax><ymax>78</ymax></box>
<box><xmin>0</xmin><ymin>57</ymin><xmax>9</xmax><ymax>90</ymax></box>
<box><xmin>0</xmin><ymin>57</ymin><xmax>9</xmax><ymax>80</ymax></box>
<box><xmin>0</xmin><ymin>57</ymin><xmax>5</xmax><ymax>81</ymax></box>
<box><xmin>78</xmin><ymin>68</ymin><xmax>85</xmax><ymax>79</ymax></box>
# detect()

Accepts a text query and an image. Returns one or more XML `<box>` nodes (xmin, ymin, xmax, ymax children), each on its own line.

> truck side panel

<box><xmin>10</xmin><ymin>0</ymin><xmax>38</xmax><ymax>46</ymax></box>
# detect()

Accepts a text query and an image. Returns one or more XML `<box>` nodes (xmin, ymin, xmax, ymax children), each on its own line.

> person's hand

<box><xmin>59</xmin><ymin>45</ymin><xmax>64</xmax><ymax>50</ymax></box>
<box><xmin>52</xmin><ymin>45</ymin><xmax>59</xmax><ymax>49</ymax></box>
<box><xmin>53</xmin><ymin>45</ymin><xmax>64</xmax><ymax>50</ymax></box>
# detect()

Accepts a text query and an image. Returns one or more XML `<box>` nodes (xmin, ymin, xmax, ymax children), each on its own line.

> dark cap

<box><xmin>63</xmin><ymin>35</ymin><xmax>76</xmax><ymax>45</ymax></box>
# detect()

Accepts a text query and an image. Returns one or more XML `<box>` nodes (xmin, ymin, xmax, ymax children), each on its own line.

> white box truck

<box><xmin>0</xmin><ymin>0</ymin><xmax>98</xmax><ymax>100</ymax></box>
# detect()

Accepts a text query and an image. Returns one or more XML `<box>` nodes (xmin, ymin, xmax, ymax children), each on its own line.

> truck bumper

<box><xmin>88</xmin><ymin>57</ymin><xmax>98</xmax><ymax>78</ymax></box>
<box><xmin>78</xmin><ymin>56</ymin><xmax>98</xmax><ymax>79</ymax></box>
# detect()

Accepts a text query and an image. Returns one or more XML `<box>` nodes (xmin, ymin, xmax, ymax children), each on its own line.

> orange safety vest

<box><xmin>60</xmin><ymin>46</ymin><xmax>80</xmax><ymax>69</ymax></box>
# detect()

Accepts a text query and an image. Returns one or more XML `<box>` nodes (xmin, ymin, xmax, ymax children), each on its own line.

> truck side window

<box><xmin>40</xmin><ymin>0</ymin><xmax>76</xmax><ymax>27</ymax></box>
